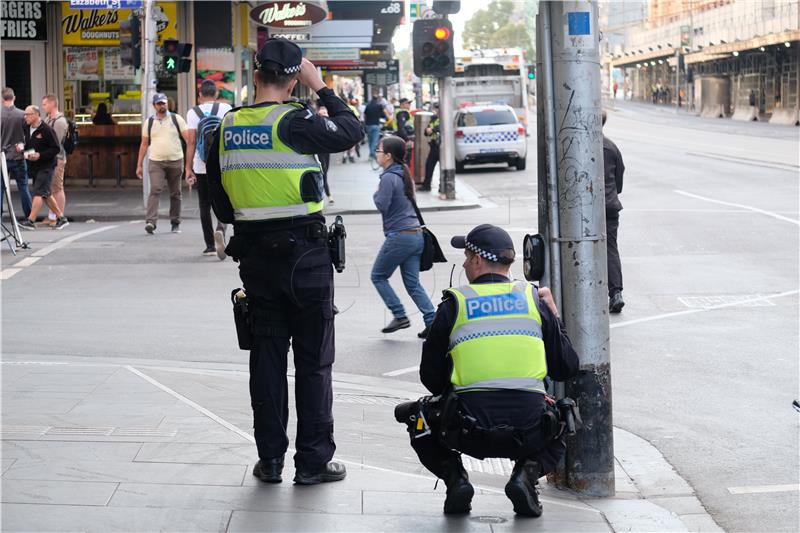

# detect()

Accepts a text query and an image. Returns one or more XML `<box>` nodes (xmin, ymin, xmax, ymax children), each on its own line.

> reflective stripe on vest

<box><xmin>219</xmin><ymin>103</ymin><xmax>323</xmax><ymax>222</ymax></box>
<box><xmin>447</xmin><ymin>281</ymin><xmax>547</xmax><ymax>393</ymax></box>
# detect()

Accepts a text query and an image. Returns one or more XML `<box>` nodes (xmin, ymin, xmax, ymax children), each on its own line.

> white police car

<box><xmin>454</xmin><ymin>104</ymin><xmax>527</xmax><ymax>172</ymax></box>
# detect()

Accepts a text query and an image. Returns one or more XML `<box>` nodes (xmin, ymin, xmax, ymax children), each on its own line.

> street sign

<box><xmin>680</xmin><ymin>25</ymin><xmax>691</xmax><ymax>48</ymax></box>
<box><xmin>365</xmin><ymin>59</ymin><xmax>400</xmax><ymax>85</ymax></box>
<box><xmin>70</xmin><ymin>0</ymin><xmax>142</xmax><ymax>8</ymax></box>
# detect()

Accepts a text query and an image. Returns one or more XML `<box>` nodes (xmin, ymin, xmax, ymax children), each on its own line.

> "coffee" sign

<box><xmin>249</xmin><ymin>1</ymin><xmax>327</xmax><ymax>29</ymax></box>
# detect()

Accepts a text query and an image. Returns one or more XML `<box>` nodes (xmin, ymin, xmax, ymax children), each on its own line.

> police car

<box><xmin>454</xmin><ymin>104</ymin><xmax>527</xmax><ymax>172</ymax></box>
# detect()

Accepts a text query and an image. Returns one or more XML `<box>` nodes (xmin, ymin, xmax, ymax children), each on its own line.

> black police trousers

<box><xmin>422</xmin><ymin>142</ymin><xmax>439</xmax><ymax>190</ymax></box>
<box><xmin>406</xmin><ymin>409</ymin><xmax>566</xmax><ymax>480</ymax></box>
<box><xmin>236</xmin><ymin>226</ymin><xmax>336</xmax><ymax>473</ymax></box>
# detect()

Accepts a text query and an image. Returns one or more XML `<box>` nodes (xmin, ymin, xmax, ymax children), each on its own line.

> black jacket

<box><xmin>207</xmin><ymin>87</ymin><xmax>364</xmax><ymax>233</ymax></box>
<box><xmin>420</xmin><ymin>273</ymin><xmax>580</xmax><ymax>428</ymax></box>
<box><xmin>603</xmin><ymin>136</ymin><xmax>624</xmax><ymax>214</ymax></box>
<box><xmin>23</xmin><ymin>121</ymin><xmax>60</xmax><ymax>172</ymax></box>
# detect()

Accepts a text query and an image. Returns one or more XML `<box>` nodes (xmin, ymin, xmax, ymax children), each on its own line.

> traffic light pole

<box><xmin>140</xmin><ymin>0</ymin><xmax>158</xmax><ymax>207</ymax></box>
<box><xmin>438</xmin><ymin>76</ymin><xmax>456</xmax><ymax>200</ymax></box>
<box><xmin>540</xmin><ymin>0</ymin><xmax>614</xmax><ymax>497</ymax></box>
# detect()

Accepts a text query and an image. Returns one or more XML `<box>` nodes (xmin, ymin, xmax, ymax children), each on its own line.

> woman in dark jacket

<box><xmin>371</xmin><ymin>135</ymin><xmax>435</xmax><ymax>338</ymax></box>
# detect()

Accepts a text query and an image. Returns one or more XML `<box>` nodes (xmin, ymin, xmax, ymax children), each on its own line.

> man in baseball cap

<box><xmin>397</xmin><ymin>223</ymin><xmax>580</xmax><ymax>517</ymax></box>
<box><xmin>152</xmin><ymin>92</ymin><xmax>168</xmax><ymax>105</ymax></box>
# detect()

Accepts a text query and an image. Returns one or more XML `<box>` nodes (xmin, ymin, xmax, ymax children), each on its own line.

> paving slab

<box><xmin>1</xmin><ymin>479</ymin><xmax>119</xmax><ymax>506</ymax></box>
<box><xmin>1</xmin><ymin>503</ymin><xmax>232</xmax><ymax>532</ymax></box>
<box><xmin>227</xmin><ymin>510</ymin><xmax>493</xmax><ymax>532</ymax></box>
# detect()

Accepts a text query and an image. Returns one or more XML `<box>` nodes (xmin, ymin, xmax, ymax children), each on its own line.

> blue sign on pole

<box><xmin>567</xmin><ymin>12</ymin><xmax>591</xmax><ymax>36</ymax></box>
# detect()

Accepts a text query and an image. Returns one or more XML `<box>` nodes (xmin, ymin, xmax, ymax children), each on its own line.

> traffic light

<box><xmin>526</xmin><ymin>64</ymin><xmax>535</xmax><ymax>80</ymax></box>
<box><xmin>163</xmin><ymin>39</ymin><xmax>192</xmax><ymax>74</ymax></box>
<box><xmin>119</xmin><ymin>14</ymin><xmax>141</xmax><ymax>69</ymax></box>
<box><xmin>432</xmin><ymin>1</ymin><xmax>460</xmax><ymax>14</ymax></box>
<box><xmin>412</xmin><ymin>19</ymin><xmax>455</xmax><ymax>77</ymax></box>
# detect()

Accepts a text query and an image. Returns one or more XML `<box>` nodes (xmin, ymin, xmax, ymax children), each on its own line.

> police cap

<box><xmin>451</xmin><ymin>224</ymin><xmax>516</xmax><ymax>264</ymax></box>
<box><xmin>255</xmin><ymin>38</ymin><xmax>303</xmax><ymax>75</ymax></box>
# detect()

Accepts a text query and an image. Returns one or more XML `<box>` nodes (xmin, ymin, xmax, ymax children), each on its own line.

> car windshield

<box><xmin>458</xmin><ymin>109</ymin><xmax>517</xmax><ymax>127</ymax></box>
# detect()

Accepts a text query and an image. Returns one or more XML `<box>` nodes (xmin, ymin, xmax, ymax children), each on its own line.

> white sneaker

<box><xmin>214</xmin><ymin>229</ymin><xmax>227</xmax><ymax>260</ymax></box>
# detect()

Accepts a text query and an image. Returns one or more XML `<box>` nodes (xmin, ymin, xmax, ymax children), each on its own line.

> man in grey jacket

<box><xmin>602</xmin><ymin>110</ymin><xmax>625</xmax><ymax>313</ymax></box>
<box><xmin>1</xmin><ymin>87</ymin><xmax>32</xmax><ymax>219</ymax></box>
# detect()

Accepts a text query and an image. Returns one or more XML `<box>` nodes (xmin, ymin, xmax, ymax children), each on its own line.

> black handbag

<box><xmin>406</xmin><ymin>191</ymin><xmax>447</xmax><ymax>271</ymax></box>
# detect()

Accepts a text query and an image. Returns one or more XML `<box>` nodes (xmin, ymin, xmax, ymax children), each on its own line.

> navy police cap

<box><xmin>255</xmin><ymin>38</ymin><xmax>303</xmax><ymax>75</ymax></box>
<box><xmin>451</xmin><ymin>224</ymin><xmax>516</xmax><ymax>264</ymax></box>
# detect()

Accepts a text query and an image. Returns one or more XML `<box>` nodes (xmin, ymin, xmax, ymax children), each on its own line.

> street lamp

<box><xmin>785</xmin><ymin>42</ymin><xmax>791</xmax><ymax>48</ymax></box>
<box><xmin>733</xmin><ymin>51</ymin><xmax>739</xmax><ymax>56</ymax></box>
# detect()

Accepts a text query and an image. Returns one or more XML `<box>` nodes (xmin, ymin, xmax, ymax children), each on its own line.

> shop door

<box><xmin>0</xmin><ymin>41</ymin><xmax>46</xmax><ymax>108</ymax></box>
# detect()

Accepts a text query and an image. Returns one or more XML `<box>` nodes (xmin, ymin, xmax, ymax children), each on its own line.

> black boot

<box><xmin>505</xmin><ymin>460</ymin><xmax>542</xmax><ymax>517</ymax></box>
<box><xmin>253</xmin><ymin>455</ymin><xmax>284</xmax><ymax>483</ymax></box>
<box><xmin>441</xmin><ymin>457</ymin><xmax>474</xmax><ymax>514</ymax></box>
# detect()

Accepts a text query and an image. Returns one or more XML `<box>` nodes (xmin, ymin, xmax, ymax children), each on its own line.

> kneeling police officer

<box><xmin>207</xmin><ymin>39</ymin><xmax>363</xmax><ymax>485</ymax></box>
<box><xmin>395</xmin><ymin>224</ymin><xmax>580</xmax><ymax>516</ymax></box>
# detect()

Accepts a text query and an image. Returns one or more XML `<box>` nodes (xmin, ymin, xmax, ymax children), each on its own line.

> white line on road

<box><xmin>382</xmin><ymin>366</ymin><xmax>420</xmax><ymax>377</ymax></box>
<box><xmin>674</xmin><ymin>189</ymin><xmax>800</xmax><ymax>226</ymax></box>
<box><xmin>611</xmin><ymin>289</ymin><xmax>799</xmax><ymax>330</ymax></box>
<box><xmin>728</xmin><ymin>484</ymin><xmax>800</xmax><ymax>495</ymax></box>
<box><xmin>32</xmin><ymin>225</ymin><xmax>119</xmax><ymax>257</ymax></box>
<box><xmin>122</xmin><ymin>364</ymin><xmax>594</xmax><ymax>512</ymax></box>
<box><xmin>14</xmin><ymin>257</ymin><xmax>40</xmax><ymax>268</ymax></box>
<box><xmin>0</xmin><ymin>268</ymin><xmax>21</xmax><ymax>280</ymax></box>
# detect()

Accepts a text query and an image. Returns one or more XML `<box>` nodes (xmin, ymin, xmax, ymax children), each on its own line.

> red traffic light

<box><xmin>434</xmin><ymin>27</ymin><xmax>451</xmax><ymax>40</ymax></box>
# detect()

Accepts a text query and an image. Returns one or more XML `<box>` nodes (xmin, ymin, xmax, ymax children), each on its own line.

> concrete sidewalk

<box><xmin>16</xmin><ymin>156</ymin><xmax>482</xmax><ymax>223</ymax></box>
<box><xmin>1</xmin><ymin>354</ymin><xmax>722</xmax><ymax>532</ymax></box>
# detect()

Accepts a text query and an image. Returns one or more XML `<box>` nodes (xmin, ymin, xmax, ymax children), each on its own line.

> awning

<box><xmin>683</xmin><ymin>29</ymin><xmax>800</xmax><ymax>64</ymax></box>
<box><xmin>612</xmin><ymin>48</ymin><xmax>677</xmax><ymax>69</ymax></box>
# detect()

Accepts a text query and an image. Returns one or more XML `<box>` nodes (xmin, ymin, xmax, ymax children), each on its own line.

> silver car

<box><xmin>454</xmin><ymin>104</ymin><xmax>527</xmax><ymax>172</ymax></box>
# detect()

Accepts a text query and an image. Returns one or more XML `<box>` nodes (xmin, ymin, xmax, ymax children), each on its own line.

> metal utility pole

<box><xmin>540</xmin><ymin>0</ymin><xmax>613</xmax><ymax>497</ymax></box>
<box><xmin>140</xmin><ymin>0</ymin><xmax>158</xmax><ymax>207</ymax></box>
<box><xmin>438</xmin><ymin>76</ymin><xmax>456</xmax><ymax>199</ymax></box>
<box><xmin>674</xmin><ymin>48</ymin><xmax>680</xmax><ymax>113</ymax></box>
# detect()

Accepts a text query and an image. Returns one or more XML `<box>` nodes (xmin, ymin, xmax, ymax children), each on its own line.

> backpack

<box><xmin>62</xmin><ymin>118</ymin><xmax>79</xmax><ymax>155</ymax></box>
<box><xmin>147</xmin><ymin>113</ymin><xmax>186</xmax><ymax>158</ymax></box>
<box><xmin>192</xmin><ymin>103</ymin><xmax>222</xmax><ymax>163</ymax></box>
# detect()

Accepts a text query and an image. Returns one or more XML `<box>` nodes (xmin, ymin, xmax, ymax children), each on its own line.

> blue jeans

<box><xmin>1</xmin><ymin>159</ymin><xmax>32</xmax><ymax>218</ymax></box>
<box><xmin>371</xmin><ymin>231</ymin><xmax>436</xmax><ymax>326</ymax></box>
<box><xmin>366</xmin><ymin>124</ymin><xmax>381</xmax><ymax>159</ymax></box>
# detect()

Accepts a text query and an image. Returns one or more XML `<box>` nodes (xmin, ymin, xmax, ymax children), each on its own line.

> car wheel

<box><xmin>455</xmin><ymin>161</ymin><xmax>465</xmax><ymax>173</ymax></box>
<box><xmin>514</xmin><ymin>157</ymin><xmax>527</xmax><ymax>171</ymax></box>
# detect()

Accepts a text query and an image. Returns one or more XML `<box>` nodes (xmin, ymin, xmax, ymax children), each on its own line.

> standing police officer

<box><xmin>396</xmin><ymin>224</ymin><xmax>580</xmax><ymax>516</ymax></box>
<box><xmin>207</xmin><ymin>39</ymin><xmax>363</xmax><ymax>485</ymax></box>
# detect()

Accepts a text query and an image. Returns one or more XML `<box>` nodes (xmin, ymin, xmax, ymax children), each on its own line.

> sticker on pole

<box><xmin>564</xmin><ymin>11</ymin><xmax>595</xmax><ymax>49</ymax></box>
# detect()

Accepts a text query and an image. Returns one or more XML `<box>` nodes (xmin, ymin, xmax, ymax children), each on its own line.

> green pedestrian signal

<box><xmin>162</xmin><ymin>38</ymin><xmax>192</xmax><ymax>75</ymax></box>
<box><xmin>165</xmin><ymin>56</ymin><xmax>177</xmax><ymax>72</ymax></box>
<box><xmin>526</xmin><ymin>64</ymin><xmax>536</xmax><ymax>80</ymax></box>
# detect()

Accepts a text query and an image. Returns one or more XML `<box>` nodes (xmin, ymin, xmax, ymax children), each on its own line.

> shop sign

<box><xmin>302</xmin><ymin>47</ymin><xmax>359</xmax><ymax>63</ymax></box>
<box><xmin>65</xmin><ymin>47</ymin><xmax>100</xmax><ymax>80</ymax></box>
<box><xmin>270</xmin><ymin>31</ymin><xmax>311</xmax><ymax>42</ymax></box>
<box><xmin>364</xmin><ymin>59</ymin><xmax>399</xmax><ymax>86</ymax></box>
<box><xmin>250</xmin><ymin>2</ymin><xmax>328</xmax><ymax>29</ymax></box>
<box><xmin>62</xmin><ymin>1</ymin><xmax>176</xmax><ymax>46</ymax></box>
<box><xmin>104</xmin><ymin>47</ymin><xmax>135</xmax><ymax>80</ymax></box>
<box><xmin>1</xmin><ymin>1</ymin><xmax>47</xmax><ymax>40</ymax></box>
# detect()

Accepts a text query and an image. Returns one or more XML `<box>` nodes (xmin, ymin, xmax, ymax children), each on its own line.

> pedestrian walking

<box><xmin>1</xmin><ymin>87</ymin><xmax>32</xmax><ymax>219</ymax></box>
<box><xmin>17</xmin><ymin>106</ymin><xmax>68</xmax><ymax>230</ymax></box>
<box><xmin>371</xmin><ymin>135</ymin><xmax>436</xmax><ymax>338</ymax></box>
<box><xmin>364</xmin><ymin>92</ymin><xmax>388</xmax><ymax>160</ymax></box>
<box><xmin>42</xmin><ymin>94</ymin><xmax>69</xmax><ymax>227</ymax></box>
<box><xmin>601</xmin><ymin>110</ymin><xmax>625</xmax><ymax>313</ymax></box>
<box><xmin>206</xmin><ymin>38</ymin><xmax>363</xmax><ymax>485</ymax></box>
<box><xmin>395</xmin><ymin>224</ymin><xmax>579</xmax><ymax>516</ymax></box>
<box><xmin>136</xmin><ymin>93</ymin><xmax>191</xmax><ymax>235</ymax></box>
<box><xmin>418</xmin><ymin>103</ymin><xmax>440</xmax><ymax>192</ymax></box>
<box><xmin>185</xmin><ymin>80</ymin><xmax>232</xmax><ymax>258</ymax></box>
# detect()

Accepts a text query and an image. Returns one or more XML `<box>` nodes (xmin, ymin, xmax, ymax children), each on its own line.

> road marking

<box><xmin>0</xmin><ymin>268</ymin><xmax>21</xmax><ymax>280</ymax></box>
<box><xmin>728</xmin><ymin>484</ymin><xmax>800</xmax><ymax>495</ymax></box>
<box><xmin>123</xmin><ymin>364</ymin><xmax>594</xmax><ymax>512</ymax></box>
<box><xmin>32</xmin><ymin>225</ymin><xmax>119</xmax><ymax>257</ymax></box>
<box><xmin>14</xmin><ymin>257</ymin><xmax>40</xmax><ymax>268</ymax></box>
<box><xmin>674</xmin><ymin>189</ymin><xmax>800</xmax><ymax>226</ymax></box>
<box><xmin>611</xmin><ymin>289</ymin><xmax>799</xmax><ymax>329</ymax></box>
<box><xmin>382</xmin><ymin>366</ymin><xmax>420</xmax><ymax>377</ymax></box>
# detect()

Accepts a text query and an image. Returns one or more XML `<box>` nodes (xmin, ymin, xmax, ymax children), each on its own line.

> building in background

<box><xmin>606</xmin><ymin>0</ymin><xmax>800</xmax><ymax>118</ymax></box>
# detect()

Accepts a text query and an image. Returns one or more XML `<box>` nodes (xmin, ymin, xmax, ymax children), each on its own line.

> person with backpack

<box><xmin>185</xmin><ymin>80</ymin><xmax>231</xmax><ymax>258</ymax></box>
<box><xmin>136</xmin><ymin>92</ymin><xmax>191</xmax><ymax>234</ymax></box>
<box><xmin>42</xmin><ymin>94</ymin><xmax>72</xmax><ymax>227</ymax></box>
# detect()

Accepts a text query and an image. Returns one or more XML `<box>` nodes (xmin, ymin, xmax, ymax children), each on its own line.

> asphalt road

<box><xmin>2</xmin><ymin>101</ymin><xmax>798</xmax><ymax>532</ymax></box>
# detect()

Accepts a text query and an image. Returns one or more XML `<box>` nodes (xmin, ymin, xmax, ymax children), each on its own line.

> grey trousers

<box><xmin>146</xmin><ymin>159</ymin><xmax>183</xmax><ymax>225</ymax></box>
